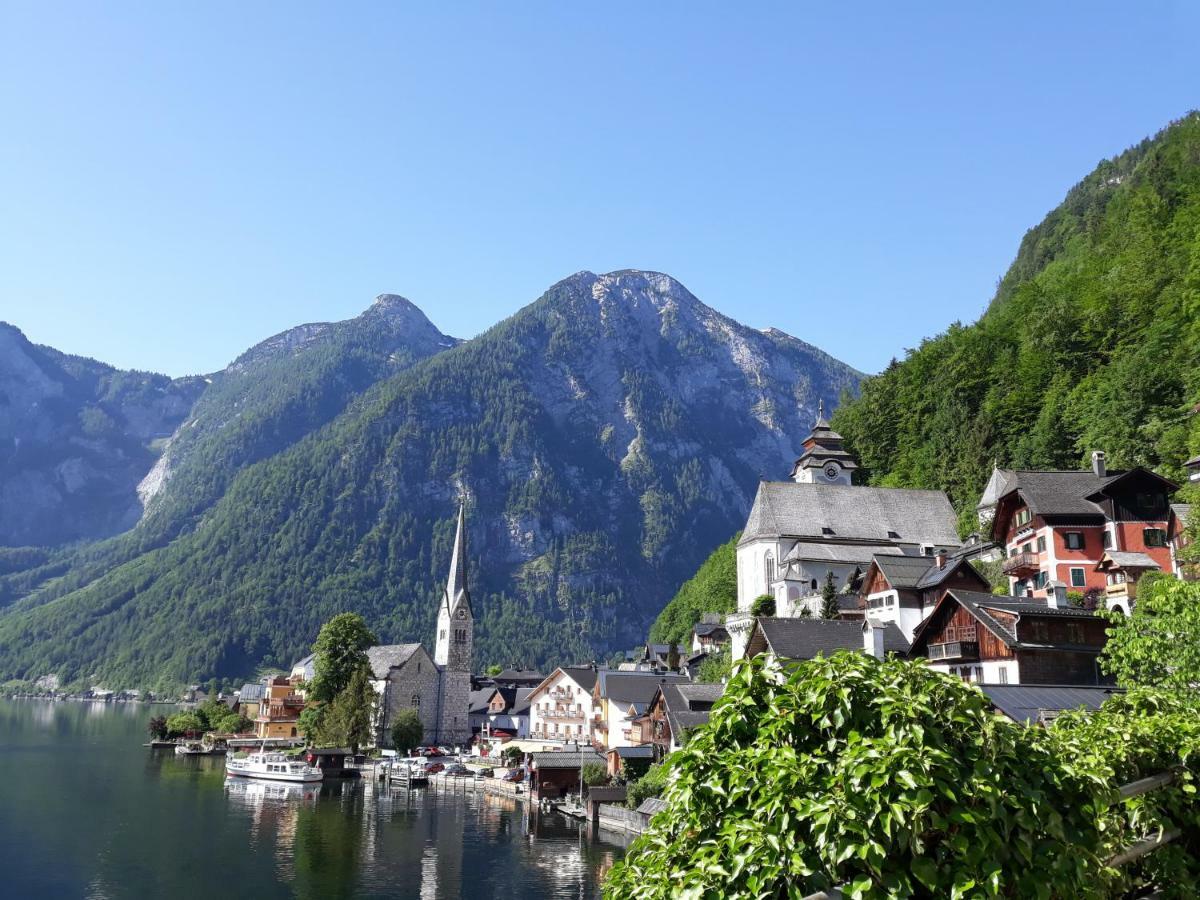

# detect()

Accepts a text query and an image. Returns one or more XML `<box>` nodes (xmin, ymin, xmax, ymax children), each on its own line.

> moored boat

<box><xmin>226</xmin><ymin>748</ymin><xmax>323</xmax><ymax>783</ymax></box>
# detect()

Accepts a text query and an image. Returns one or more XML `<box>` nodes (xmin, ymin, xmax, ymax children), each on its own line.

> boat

<box><xmin>225</xmin><ymin>747</ymin><xmax>323</xmax><ymax>783</ymax></box>
<box><xmin>175</xmin><ymin>740</ymin><xmax>217</xmax><ymax>756</ymax></box>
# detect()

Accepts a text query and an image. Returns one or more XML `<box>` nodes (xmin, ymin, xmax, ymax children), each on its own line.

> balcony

<box><xmin>927</xmin><ymin>641</ymin><xmax>980</xmax><ymax>662</ymax></box>
<box><xmin>540</xmin><ymin>707</ymin><xmax>585</xmax><ymax>720</ymax></box>
<box><xmin>1002</xmin><ymin>552</ymin><xmax>1039</xmax><ymax>576</ymax></box>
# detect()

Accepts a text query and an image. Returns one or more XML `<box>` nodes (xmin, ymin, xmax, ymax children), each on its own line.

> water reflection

<box><xmin>0</xmin><ymin>701</ymin><xmax>623</xmax><ymax>899</ymax></box>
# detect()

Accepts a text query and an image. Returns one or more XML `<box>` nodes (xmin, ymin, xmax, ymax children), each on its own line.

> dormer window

<box><xmin>820</xmin><ymin>527</ymin><xmax>835</xmax><ymax>535</ymax></box>
<box><xmin>887</xmin><ymin>530</ymin><xmax>900</xmax><ymax>539</ymax></box>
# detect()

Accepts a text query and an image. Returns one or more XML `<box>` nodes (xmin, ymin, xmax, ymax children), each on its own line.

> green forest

<box><xmin>833</xmin><ymin>113</ymin><xmax>1200</xmax><ymax>533</ymax></box>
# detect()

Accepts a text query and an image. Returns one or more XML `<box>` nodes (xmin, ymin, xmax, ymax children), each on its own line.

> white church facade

<box><xmin>730</xmin><ymin>406</ymin><xmax>962</xmax><ymax>658</ymax></box>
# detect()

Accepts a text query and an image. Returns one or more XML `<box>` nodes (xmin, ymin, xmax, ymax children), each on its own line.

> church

<box><xmin>368</xmin><ymin>502</ymin><xmax>474</xmax><ymax>749</ymax></box>
<box><xmin>729</xmin><ymin>404</ymin><xmax>961</xmax><ymax>658</ymax></box>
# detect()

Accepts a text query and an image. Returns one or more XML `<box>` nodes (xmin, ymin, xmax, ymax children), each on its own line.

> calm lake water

<box><xmin>0</xmin><ymin>700</ymin><xmax>627</xmax><ymax>899</ymax></box>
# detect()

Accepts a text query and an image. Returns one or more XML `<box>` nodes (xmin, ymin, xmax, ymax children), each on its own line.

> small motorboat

<box><xmin>175</xmin><ymin>740</ymin><xmax>210</xmax><ymax>756</ymax></box>
<box><xmin>226</xmin><ymin>747</ymin><xmax>323</xmax><ymax>783</ymax></box>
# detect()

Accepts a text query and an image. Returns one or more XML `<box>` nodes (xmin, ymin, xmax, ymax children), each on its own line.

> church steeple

<box><xmin>435</xmin><ymin>500</ymin><xmax>473</xmax><ymax>670</ymax></box>
<box><xmin>790</xmin><ymin>401</ymin><xmax>858</xmax><ymax>485</ymax></box>
<box><xmin>443</xmin><ymin>500</ymin><xmax>470</xmax><ymax>615</ymax></box>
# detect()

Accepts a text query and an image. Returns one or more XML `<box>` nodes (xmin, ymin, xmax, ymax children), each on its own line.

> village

<box><xmin>112</xmin><ymin>407</ymin><xmax>1198</xmax><ymax>836</ymax></box>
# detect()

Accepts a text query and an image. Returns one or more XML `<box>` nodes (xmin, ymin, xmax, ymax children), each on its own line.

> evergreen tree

<box><xmin>320</xmin><ymin>663</ymin><xmax>376</xmax><ymax>753</ymax></box>
<box><xmin>819</xmin><ymin>571</ymin><xmax>839</xmax><ymax>619</ymax></box>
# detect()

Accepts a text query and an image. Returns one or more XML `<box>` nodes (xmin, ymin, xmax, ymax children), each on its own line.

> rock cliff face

<box><xmin>0</xmin><ymin>323</ymin><xmax>205</xmax><ymax>546</ymax></box>
<box><xmin>0</xmin><ymin>271</ymin><xmax>861</xmax><ymax>688</ymax></box>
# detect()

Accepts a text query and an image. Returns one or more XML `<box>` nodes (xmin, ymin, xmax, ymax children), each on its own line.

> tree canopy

<box><xmin>1101</xmin><ymin>577</ymin><xmax>1200</xmax><ymax>691</ymax></box>
<box><xmin>310</xmin><ymin>613</ymin><xmax>377</xmax><ymax>703</ymax></box>
<box><xmin>389</xmin><ymin>708</ymin><xmax>423</xmax><ymax>755</ymax></box>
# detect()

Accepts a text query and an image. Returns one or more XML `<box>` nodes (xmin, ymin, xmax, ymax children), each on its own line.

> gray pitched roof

<box><xmin>754</xmin><ymin>617</ymin><xmax>908</xmax><ymax>660</ymax></box>
<box><xmin>1172</xmin><ymin>503</ymin><xmax>1191</xmax><ymax>524</ymax></box>
<box><xmin>468</xmin><ymin>688</ymin><xmax>495</xmax><ymax>715</ymax></box>
<box><xmin>979</xmin><ymin>684</ymin><xmax>1122</xmax><ymax>725</ymax></box>
<box><xmin>873</xmin><ymin>555</ymin><xmax>939</xmax><ymax>589</ymax></box>
<box><xmin>531</xmin><ymin>750</ymin><xmax>604</xmax><ymax>769</ymax></box>
<box><xmin>660</xmin><ymin>682</ymin><xmax>725</xmax><ymax>736</ymax></box>
<box><xmin>1004</xmin><ymin>470</ymin><xmax>1110</xmax><ymax>519</ymax></box>
<box><xmin>509</xmin><ymin>688</ymin><xmax>534</xmax><ymax>716</ymax></box>
<box><xmin>1185</xmin><ymin>454</ymin><xmax>1200</xmax><ymax>469</ymax></box>
<box><xmin>692</xmin><ymin>621</ymin><xmax>728</xmax><ymax>638</ymax></box>
<box><xmin>740</xmin><ymin>482</ymin><xmax>960</xmax><ymax>548</ymax></box>
<box><xmin>911</xmin><ymin>590</ymin><xmax>1103</xmax><ymax>653</ymax></box>
<box><xmin>1099</xmin><ymin>551</ymin><xmax>1159</xmax><ymax>570</ymax></box>
<box><xmin>238</xmin><ymin>682</ymin><xmax>267</xmax><ymax>703</ymax></box>
<box><xmin>597</xmin><ymin>671</ymin><xmax>690</xmax><ymax>705</ymax></box>
<box><xmin>365</xmin><ymin>644</ymin><xmax>424</xmax><ymax>679</ymax></box>
<box><xmin>611</xmin><ymin>745</ymin><xmax>655</xmax><ymax>759</ymax></box>
<box><xmin>784</xmin><ymin>541</ymin><xmax>906</xmax><ymax>564</ymax></box>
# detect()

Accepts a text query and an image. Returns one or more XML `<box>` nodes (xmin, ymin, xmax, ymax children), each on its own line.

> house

<box><xmin>592</xmin><ymin>671</ymin><xmax>690</xmax><ymax>750</ymax></box>
<box><xmin>1185</xmin><ymin>455</ymin><xmax>1200</xmax><ymax>483</ymax></box>
<box><xmin>236</xmin><ymin>681</ymin><xmax>267</xmax><ymax>720</ymax></box>
<box><xmin>527</xmin><ymin>666</ymin><xmax>600</xmax><ymax>746</ymax></box>
<box><xmin>690</xmin><ymin>615</ymin><xmax>729</xmax><ymax>654</ymax></box>
<box><xmin>489</xmin><ymin>668</ymin><xmax>545</xmax><ymax>688</ymax></box>
<box><xmin>908</xmin><ymin>588</ymin><xmax>1110</xmax><ymax>686</ymax></box>
<box><xmin>978</xmin><ymin>684</ymin><xmax>1123</xmax><ymax>726</ymax></box>
<box><xmin>743</xmin><ymin>616</ymin><xmax>908</xmax><ymax>665</ymax></box>
<box><xmin>254</xmin><ymin>676</ymin><xmax>306</xmax><ymax>739</ymax></box>
<box><xmin>641</xmin><ymin>682</ymin><xmax>724</xmax><ymax>756</ymax></box>
<box><xmin>469</xmin><ymin>685</ymin><xmax>533</xmax><ymax>745</ymax></box>
<box><xmin>984</xmin><ymin>453</ymin><xmax>1180</xmax><ymax>610</ymax></box>
<box><xmin>529</xmin><ymin>748</ymin><xmax>605</xmax><ymax>800</ymax></box>
<box><xmin>730</xmin><ymin>408</ymin><xmax>961</xmax><ymax>658</ymax></box>
<box><xmin>858</xmin><ymin>549</ymin><xmax>992</xmax><ymax>640</ymax></box>
<box><xmin>606</xmin><ymin>744</ymin><xmax>655</xmax><ymax>779</ymax></box>
<box><xmin>289</xmin><ymin>653</ymin><xmax>316</xmax><ymax>682</ymax></box>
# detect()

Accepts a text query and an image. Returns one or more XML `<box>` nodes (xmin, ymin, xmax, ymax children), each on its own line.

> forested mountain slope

<box><xmin>833</xmin><ymin>113</ymin><xmax>1200</xmax><ymax>531</ymax></box>
<box><xmin>0</xmin><ymin>270</ymin><xmax>859</xmax><ymax>689</ymax></box>
<box><xmin>0</xmin><ymin>324</ymin><xmax>205</xmax><ymax>547</ymax></box>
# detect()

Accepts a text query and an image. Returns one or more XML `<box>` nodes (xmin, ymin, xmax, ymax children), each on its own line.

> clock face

<box><xmin>824</xmin><ymin>464</ymin><xmax>839</xmax><ymax>480</ymax></box>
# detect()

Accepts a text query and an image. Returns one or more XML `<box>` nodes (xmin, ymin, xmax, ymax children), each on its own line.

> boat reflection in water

<box><xmin>224</xmin><ymin>777</ymin><xmax>322</xmax><ymax>805</ymax></box>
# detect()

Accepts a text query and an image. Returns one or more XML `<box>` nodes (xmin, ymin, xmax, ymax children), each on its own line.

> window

<box><xmin>1138</xmin><ymin>492</ymin><xmax>1163</xmax><ymax>511</ymax></box>
<box><xmin>1034</xmin><ymin>571</ymin><xmax>1048</xmax><ymax>589</ymax></box>
<box><xmin>1067</xmin><ymin>623</ymin><xmax>1084</xmax><ymax>644</ymax></box>
<box><xmin>998</xmin><ymin>667</ymin><xmax>1008</xmax><ymax>685</ymax></box>
<box><xmin>1064</xmin><ymin>532</ymin><xmax>1084</xmax><ymax>550</ymax></box>
<box><xmin>1102</xmin><ymin>530</ymin><xmax>1112</xmax><ymax>549</ymax></box>
<box><xmin>1036</xmin><ymin>535</ymin><xmax>1046</xmax><ymax>553</ymax></box>
<box><xmin>1009</xmin><ymin>547</ymin><xmax>1018</xmax><ymax>557</ymax></box>
<box><xmin>1022</xmin><ymin>542</ymin><xmax>1032</xmax><ymax>555</ymax></box>
<box><xmin>411</xmin><ymin>694</ymin><xmax>420</xmax><ymax>709</ymax></box>
<box><xmin>454</xmin><ymin>628</ymin><xmax>466</xmax><ymax>643</ymax></box>
<box><xmin>764</xmin><ymin>552</ymin><xmax>775</xmax><ymax>585</ymax></box>
<box><xmin>1070</xmin><ymin>567</ymin><xmax>1086</xmax><ymax>587</ymax></box>
<box><xmin>1015</xmin><ymin>508</ymin><xmax>1032</xmax><ymax>528</ymax></box>
<box><xmin>1143</xmin><ymin>528</ymin><xmax>1168</xmax><ymax>548</ymax></box>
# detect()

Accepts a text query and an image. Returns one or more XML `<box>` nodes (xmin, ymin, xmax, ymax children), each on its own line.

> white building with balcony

<box><xmin>526</xmin><ymin>666</ymin><xmax>600</xmax><ymax>747</ymax></box>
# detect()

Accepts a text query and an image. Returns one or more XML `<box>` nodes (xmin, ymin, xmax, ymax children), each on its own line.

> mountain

<box><xmin>0</xmin><ymin>270</ymin><xmax>860</xmax><ymax>689</ymax></box>
<box><xmin>0</xmin><ymin>323</ymin><xmax>205</xmax><ymax>547</ymax></box>
<box><xmin>832</xmin><ymin>113</ymin><xmax>1200</xmax><ymax>530</ymax></box>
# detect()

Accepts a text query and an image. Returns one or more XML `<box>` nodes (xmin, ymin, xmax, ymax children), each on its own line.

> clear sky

<box><xmin>1</xmin><ymin>3</ymin><xmax>1196</xmax><ymax>377</ymax></box>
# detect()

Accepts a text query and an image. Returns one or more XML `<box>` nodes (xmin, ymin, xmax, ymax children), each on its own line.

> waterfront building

<box><xmin>984</xmin><ymin>452</ymin><xmax>1179</xmax><ymax>612</ymax></box>
<box><xmin>591</xmin><ymin>671</ymin><xmax>689</xmax><ymax>751</ymax></box>
<box><xmin>729</xmin><ymin>409</ymin><xmax>961</xmax><ymax>658</ymax></box>
<box><xmin>468</xmin><ymin>685</ymin><xmax>533</xmax><ymax>745</ymax></box>
<box><xmin>908</xmin><ymin>586</ymin><xmax>1110</xmax><ymax>686</ymax></box>
<box><xmin>640</xmin><ymin>682</ymin><xmax>724</xmax><ymax>757</ymax></box>
<box><xmin>526</xmin><ymin>666</ymin><xmax>599</xmax><ymax>746</ymax></box>
<box><xmin>253</xmin><ymin>675</ymin><xmax>305</xmax><ymax>739</ymax></box>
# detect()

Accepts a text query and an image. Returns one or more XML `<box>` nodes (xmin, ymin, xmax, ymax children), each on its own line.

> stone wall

<box><xmin>377</xmin><ymin>650</ymin><xmax>442</xmax><ymax>746</ymax></box>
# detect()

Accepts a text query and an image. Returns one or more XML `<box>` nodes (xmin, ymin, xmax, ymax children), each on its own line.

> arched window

<box><xmin>411</xmin><ymin>694</ymin><xmax>420</xmax><ymax>709</ymax></box>
<box><xmin>764</xmin><ymin>552</ymin><xmax>775</xmax><ymax>585</ymax></box>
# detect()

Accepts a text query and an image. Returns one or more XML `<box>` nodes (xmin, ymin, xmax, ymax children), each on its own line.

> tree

<box><xmin>649</xmin><ymin>534</ymin><xmax>740</xmax><ymax>645</ymax></box>
<box><xmin>666</xmin><ymin>642</ymin><xmax>680</xmax><ymax>671</ymax></box>
<box><xmin>624</xmin><ymin>761</ymin><xmax>669</xmax><ymax>810</ymax></box>
<box><xmin>165</xmin><ymin>711</ymin><xmax>204</xmax><ymax>737</ymax></box>
<box><xmin>485</xmin><ymin>664</ymin><xmax>503</xmax><ymax>677</ymax></box>
<box><xmin>696</xmin><ymin>647</ymin><xmax>730</xmax><ymax>684</ymax></box>
<box><xmin>749</xmin><ymin>594</ymin><xmax>775</xmax><ymax>617</ymax></box>
<box><xmin>319</xmin><ymin>663</ymin><xmax>376</xmax><ymax>753</ymax></box>
<box><xmin>298</xmin><ymin>704</ymin><xmax>325</xmax><ymax>743</ymax></box>
<box><xmin>582</xmin><ymin>762</ymin><xmax>608</xmax><ymax>788</ymax></box>
<box><xmin>819</xmin><ymin>571</ymin><xmax>839</xmax><ymax>619</ymax></box>
<box><xmin>196</xmin><ymin>698</ymin><xmax>230</xmax><ymax>731</ymax></box>
<box><xmin>215</xmin><ymin>712</ymin><xmax>252</xmax><ymax>734</ymax></box>
<box><xmin>1101</xmin><ymin>576</ymin><xmax>1200</xmax><ymax>691</ymax></box>
<box><xmin>390</xmin><ymin>708</ymin><xmax>424</xmax><ymax>755</ymax></box>
<box><xmin>310</xmin><ymin>613</ymin><xmax>377</xmax><ymax>703</ymax></box>
<box><xmin>147</xmin><ymin>716</ymin><xmax>168</xmax><ymax>740</ymax></box>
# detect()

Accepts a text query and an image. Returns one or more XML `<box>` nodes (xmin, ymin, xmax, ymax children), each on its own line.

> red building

<box><xmin>985</xmin><ymin>452</ymin><xmax>1180</xmax><ymax>612</ymax></box>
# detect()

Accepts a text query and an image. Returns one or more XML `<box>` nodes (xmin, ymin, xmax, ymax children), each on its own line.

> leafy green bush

<box><xmin>604</xmin><ymin>652</ymin><xmax>1200</xmax><ymax>899</ymax></box>
<box><xmin>390</xmin><ymin>708</ymin><xmax>423</xmax><ymax>755</ymax></box>
<box><xmin>1101</xmin><ymin>577</ymin><xmax>1200</xmax><ymax>691</ymax></box>
<box><xmin>582</xmin><ymin>762</ymin><xmax>608</xmax><ymax>788</ymax></box>
<box><xmin>749</xmin><ymin>594</ymin><xmax>774</xmax><ymax>617</ymax></box>
<box><xmin>165</xmin><ymin>712</ymin><xmax>204</xmax><ymax>738</ymax></box>
<box><xmin>624</xmin><ymin>762</ymin><xmax>669</xmax><ymax>810</ymax></box>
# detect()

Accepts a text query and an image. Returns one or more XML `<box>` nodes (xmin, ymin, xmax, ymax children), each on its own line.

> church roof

<box><xmin>442</xmin><ymin>501</ymin><xmax>471</xmax><ymax>617</ymax></box>
<box><xmin>740</xmin><ymin>482</ymin><xmax>960</xmax><ymax>548</ymax></box>
<box><xmin>784</xmin><ymin>541</ymin><xmax>905</xmax><ymax>565</ymax></box>
<box><xmin>366</xmin><ymin>644</ymin><xmax>425</xmax><ymax>679</ymax></box>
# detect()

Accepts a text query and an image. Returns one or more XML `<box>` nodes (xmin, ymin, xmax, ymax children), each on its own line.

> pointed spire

<box><xmin>444</xmin><ymin>500</ymin><xmax>469</xmax><ymax>611</ymax></box>
<box><xmin>813</xmin><ymin>398</ymin><xmax>830</xmax><ymax>429</ymax></box>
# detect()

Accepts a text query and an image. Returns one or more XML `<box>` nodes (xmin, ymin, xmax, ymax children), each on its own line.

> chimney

<box><xmin>1091</xmin><ymin>450</ymin><xmax>1107</xmax><ymax>479</ymax></box>
<box><xmin>1046</xmin><ymin>580</ymin><xmax>1067</xmax><ymax>609</ymax></box>
<box><xmin>934</xmin><ymin>548</ymin><xmax>947</xmax><ymax>570</ymax></box>
<box><xmin>863</xmin><ymin>621</ymin><xmax>886</xmax><ymax>659</ymax></box>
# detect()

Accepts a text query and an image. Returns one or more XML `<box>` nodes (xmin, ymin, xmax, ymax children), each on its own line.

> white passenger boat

<box><xmin>225</xmin><ymin>747</ymin><xmax>323</xmax><ymax>783</ymax></box>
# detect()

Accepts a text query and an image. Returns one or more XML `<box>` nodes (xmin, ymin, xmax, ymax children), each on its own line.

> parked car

<box><xmin>501</xmin><ymin>768</ymin><xmax>524</xmax><ymax>783</ymax></box>
<box><xmin>475</xmin><ymin>767</ymin><xmax>495</xmax><ymax>778</ymax></box>
<box><xmin>444</xmin><ymin>763</ymin><xmax>471</xmax><ymax>777</ymax></box>
<box><xmin>423</xmin><ymin>761</ymin><xmax>445</xmax><ymax>775</ymax></box>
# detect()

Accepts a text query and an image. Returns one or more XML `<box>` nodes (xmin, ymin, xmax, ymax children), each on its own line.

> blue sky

<box><xmin>1</xmin><ymin>3</ymin><xmax>1196</xmax><ymax>377</ymax></box>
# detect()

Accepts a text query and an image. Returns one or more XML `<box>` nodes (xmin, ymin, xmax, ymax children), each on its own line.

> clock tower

<box><xmin>789</xmin><ymin>401</ymin><xmax>858</xmax><ymax>486</ymax></box>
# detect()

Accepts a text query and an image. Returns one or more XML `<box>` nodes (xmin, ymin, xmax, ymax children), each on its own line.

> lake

<box><xmin>0</xmin><ymin>700</ymin><xmax>627</xmax><ymax>899</ymax></box>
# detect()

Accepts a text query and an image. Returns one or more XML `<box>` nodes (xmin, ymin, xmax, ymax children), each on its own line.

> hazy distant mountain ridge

<box><xmin>0</xmin><ymin>270</ymin><xmax>860</xmax><ymax>689</ymax></box>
